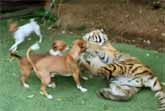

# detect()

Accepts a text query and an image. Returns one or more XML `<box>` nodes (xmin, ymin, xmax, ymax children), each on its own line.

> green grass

<box><xmin>0</xmin><ymin>19</ymin><xmax>165</xmax><ymax>111</ymax></box>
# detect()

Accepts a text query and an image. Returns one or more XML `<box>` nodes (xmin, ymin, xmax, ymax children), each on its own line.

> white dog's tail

<box><xmin>26</xmin><ymin>42</ymin><xmax>40</xmax><ymax>73</ymax></box>
<box><xmin>30</xmin><ymin>18</ymin><xmax>43</xmax><ymax>43</ymax></box>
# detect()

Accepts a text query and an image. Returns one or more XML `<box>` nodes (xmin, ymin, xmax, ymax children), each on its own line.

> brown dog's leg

<box><xmin>48</xmin><ymin>77</ymin><xmax>56</xmax><ymax>88</ymax></box>
<box><xmin>20</xmin><ymin>65</ymin><xmax>32</xmax><ymax>88</ymax></box>
<box><xmin>72</xmin><ymin>72</ymin><xmax>87</xmax><ymax>92</ymax></box>
<box><xmin>79</xmin><ymin>60</ymin><xmax>91</xmax><ymax>71</ymax></box>
<box><xmin>39</xmin><ymin>72</ymin><xmax>53</xmax><ymax>99</ymax></box>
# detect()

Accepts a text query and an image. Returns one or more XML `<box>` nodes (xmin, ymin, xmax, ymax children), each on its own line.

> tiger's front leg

<box><xmin>97</xmin><ymin>83</ymin><xmax>140</xmax><ymax>101</ymax></box>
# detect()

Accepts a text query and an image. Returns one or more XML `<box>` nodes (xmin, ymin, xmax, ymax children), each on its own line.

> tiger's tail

<box><xmin>143</xmin><ymin>75</ymin><xmax>165</xmax><ymax>111</ymax></box>
<box><xmin>153</xmin><ymin>79</ymin><xmax>165</xmax><ymax>111</ymax></box>
<box><xmin>155</xmin><ymin>90</ymin><xmax>165</xmax><ymax>111</ymax></box>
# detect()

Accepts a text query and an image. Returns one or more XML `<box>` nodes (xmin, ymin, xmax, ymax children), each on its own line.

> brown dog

<box><xmin>25</xmin><ymin>39</ymin><xmax>87</xmax><ymax>99</ymax></box>
<box><xmin>10</xmin><ymin>40</ymin><xmax>67</xmax><ymax>88</ymax></box>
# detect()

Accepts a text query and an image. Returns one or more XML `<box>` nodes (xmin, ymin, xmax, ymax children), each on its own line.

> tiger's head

<box><xmin>83</xmin><ymin>29</ymin><xmax>108</xmax><ymax>46</ymax></box>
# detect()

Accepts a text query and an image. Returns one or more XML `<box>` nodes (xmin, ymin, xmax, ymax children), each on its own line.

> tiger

<box><xmin>81</xmin><ymin>29</ymin><xmax>165</xmax><ymax>111</ymax></box>
<box><xmin>96</xmin><ymin>60</ymin><xmax>165</xmax><ymax>111</ymax></box>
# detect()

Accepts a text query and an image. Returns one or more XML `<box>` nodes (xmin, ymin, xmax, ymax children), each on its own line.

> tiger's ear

<box><xmin>90</xmin><ymin>27</ymin><xmax>96</xmax><ymax>32</ymax></box>
<box><xmin>100</xmin><ymin>28</ymin><xmax>104</xmax><ymax>32</ymax></box>
<box><xmin>104</xmin><ymin>34</ymin><xmax>108</xmax><ymax>41</ymax></box>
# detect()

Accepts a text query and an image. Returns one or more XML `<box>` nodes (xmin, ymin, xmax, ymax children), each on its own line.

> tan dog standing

<box><xmin>49</xmin><ymin>40</ymin><xmax>68</xmax><ymax>88</ymax></box>
<box><xmin>10</xmin><ymin>40</ymin><xmax>68</xmax><ymax>88</ymax></box>
<box><xmin>26</xmin><ymin>39</ymin><xmax>87</xmax><ymax>99</ymax></box>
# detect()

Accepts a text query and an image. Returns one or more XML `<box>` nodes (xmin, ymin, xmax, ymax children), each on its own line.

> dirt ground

<box><xmin>52</xmin><ymin>0</ymin><xmax>165</xmax><ymax>52</ymax></box>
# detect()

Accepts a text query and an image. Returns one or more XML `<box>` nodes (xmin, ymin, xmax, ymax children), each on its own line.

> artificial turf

<box><xmin>0</xmin><ymin>19</ymin><xmax>165</xmax><ymax>111</ymax></box>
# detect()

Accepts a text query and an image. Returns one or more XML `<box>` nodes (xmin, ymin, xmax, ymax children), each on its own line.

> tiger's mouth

<box><xmin>85</xmin><ymin>49</ymin><xmax>97</xmax><ymax>57</ymax></box>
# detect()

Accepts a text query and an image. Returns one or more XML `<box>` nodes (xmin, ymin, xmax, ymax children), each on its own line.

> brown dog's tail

<box><xmin>26</xmin><ymin>43</ymin><xmax>40</xmax><ymax>73</ymax></box>
<box><xmin>9</xmin><ymin>52</ymin><xmax>22</xmax><ymax>59</ymax></box>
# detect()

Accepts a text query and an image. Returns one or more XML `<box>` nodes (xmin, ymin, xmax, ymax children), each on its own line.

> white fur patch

<box><xmin>110</xmin><ymin>84</ymin><xmax>127</xmax><ymax>96</ymax></box>
<box><xmin>39</xmin><ymin>92</ymin><xmax>53</xmax><ymax>99</ymax></box>
<box><xmin>81</xmin><ymin>76</ymin><xmax>89</xmax><ymax>80</ymax></box>
<box><xmin>23</xmin><ymin>83</ymin><xmax>30</xmax><ymax>88</ymax></box>
<box><xmin>47</xmin><ymin>94</ymin><xmax>53</xmax><ymax>99</ymax></box>
<box><xmin>30</xmin><ymin>42</ymin><xmax>40</xmax><ymax>50</ymax></box>
<box><xmin>77</xmin><ymin>85</ymin><xmax>87</xmax><ymax>92</ymax></box>
<box><xmin>48</xmin><ymin>82</ymin><xmax>56</xmax><ymax>88</ymax></box>
<box><xmin>49</xmin><ymin>49</ymin><xmax>63</xmax><ymax>56</ymax></box>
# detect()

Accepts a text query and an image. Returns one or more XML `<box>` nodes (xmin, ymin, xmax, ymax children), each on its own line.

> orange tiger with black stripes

<box><xmin>81</xmin><ymin>29</ymin><xmax>165</xmax><ymax>111</ymax></box>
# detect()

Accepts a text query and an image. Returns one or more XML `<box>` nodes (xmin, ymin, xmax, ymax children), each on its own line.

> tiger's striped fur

<box><xmin>81</xmin><ymin>29</ymin><xmax>165</xmax><ymax>110</ymax></box>
<box><xmin>82</xmin><ymin>41</ymin><xmax>138</xmax><ymax>74</ymax></box>
<box><xmin>83</xmin><ymin>29</ymin><xmax>108</xmax><ymax>46</ymax></box>
<box><xmin>97</xmin><ymin>60</ymin><xmax>165</xmax><ymax>111</ymax></box>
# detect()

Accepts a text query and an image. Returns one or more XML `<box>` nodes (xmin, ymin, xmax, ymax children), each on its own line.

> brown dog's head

<box><xmin>52</xmin><ymin>40</ymin><xmax>67</xmax><ymax>51</ymax></box>
<box><xmin>69</xmin><ymin>39</ymin><xmax>87</xmax><ymax>60</ymax></box>
<box><xmin>72</xmin><ymin>39</ymin><xmax>87</xmax><ymax>53</ymax></box>
<box><xmin>8</xmin><ymin>22</ymin><xmax>18</xmax><ymax>32</ymax></box>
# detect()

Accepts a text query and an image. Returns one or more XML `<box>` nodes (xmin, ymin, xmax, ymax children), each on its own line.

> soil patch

<box><xmin>52</xmin><ymin>0</ymin><xmax>165</xmax><ymax>52</ymax></box>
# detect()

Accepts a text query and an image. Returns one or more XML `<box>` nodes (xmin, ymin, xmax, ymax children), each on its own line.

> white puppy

<box><xmin>49</xmin><ymin>40</ymin><xmax>69</xmax><ymax>56</ymax></box>
<box><xmin>9</xmin><ymin>19</ymin><xmax>43</xmax><ymax>52</ymax></box>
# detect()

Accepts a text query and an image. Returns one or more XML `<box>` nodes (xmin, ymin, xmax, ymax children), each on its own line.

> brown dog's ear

<box><xmin>73</xmin><ymin>39</ymin><xmax>87</xmax><ymax>53</ymax></box>
<box><xmin>73</xmin><ymin>39</ymin><xmax>86</xmax><ymax>46</ymax></box>
<box><xmin>52</xmin><ymin>41</ymin><xmax>57</xmax><ymax>50</ymax></box>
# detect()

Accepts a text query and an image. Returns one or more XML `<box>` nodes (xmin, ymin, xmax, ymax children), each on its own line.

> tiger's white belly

<box><xmin>111</xmin><ymin>76</ymin><xmax>143</xmax><ymax>87</ymax></box>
